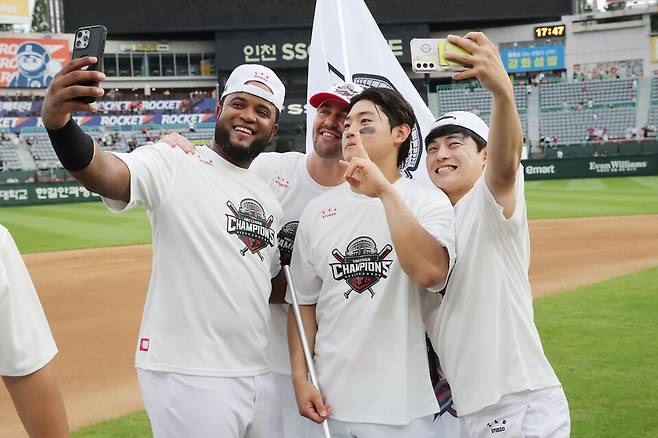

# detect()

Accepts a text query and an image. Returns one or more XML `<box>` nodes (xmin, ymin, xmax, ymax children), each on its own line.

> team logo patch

<box><xmin>277</xmin><ymin>221</ymin><xmax>298</xmax><ymax>266</ymax></box>
<box><xmin>487</xmin><ymin>419</ymin><xmax>507</xmax><ymax>434</ymax></box>
<box><xmin>226</xmin><ymin>198</ymin><xmax>276</xmax><ymax>261</ymax></box>
<box><xmin>330</xmin><ymin>237</ymin><xmax>393</xmax><ymax>299</ymax></box>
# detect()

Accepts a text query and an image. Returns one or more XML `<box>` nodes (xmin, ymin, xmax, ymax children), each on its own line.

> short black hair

<box><xmin>348</xmin><ymin>87</ymin><xmax>416</xmax><ymax>167</ymax></box>
<box><xmin>425</xmin><ymin>125</ymin><xmax>487</xmax><ymax>152</ymax></box>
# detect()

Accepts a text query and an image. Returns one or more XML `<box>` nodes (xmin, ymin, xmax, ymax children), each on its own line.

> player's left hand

<box><xmin>159</xmin><ymin>132</ymin><xmax>196</xmax><ymax>153</ymax></box>
<box><xmin>339</xmin><ymin>132</ymin><xmax>392</xmax><ymax>198</ymax></box>
<box><xmin>445</xmin><ymin>32</ymin><xmax>513</xmax><ymax>98</ymax></box>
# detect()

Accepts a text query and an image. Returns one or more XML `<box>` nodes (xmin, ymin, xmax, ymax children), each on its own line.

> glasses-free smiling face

<box><xmin>312</xmin><ymin>99</ymin><xmax>348</xmax><ymax>159</ymax></box>
<box><xmin>214</xmin><ymin>90</ymin><xmax>279</xmax><ymax>164</ymax></box>
<box><xmin>426</xmin><ymin>132</ymin><xmax>487</xmax><ymax>200</ymax></box>
<box><xmin>342</xmin><ymin>99</ymin><xmax>397</xmax><ymax>164</ymax></box>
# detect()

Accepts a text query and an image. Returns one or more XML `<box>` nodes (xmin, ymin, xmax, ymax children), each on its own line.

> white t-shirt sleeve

<box><xmin>102</xmin><ymin>142</ymin><xmax>178</xmax><ymax>212</ymax></box>
<box><xmin>286</xmin><ymin>208</ymin><xmax>322</xmax><ymax>305</ymax></box>
<box><xmin>0</xmin><ymin>227</ymin><xmax>57</xmax><ymax>377</ymax></box>
<box><xmin>479</xmin><ymin>165</ymin><xmax>527</xmax><ymax>233</ymax></box>
<box><xmin>248</xmin><ymin>152</ymin><xmax>276</xmax><ymax>182</ymax></box>
<box><xmin>415</xmin><ymin>187</ymin><xmax>457</xmax><ymax>293</ymax></box>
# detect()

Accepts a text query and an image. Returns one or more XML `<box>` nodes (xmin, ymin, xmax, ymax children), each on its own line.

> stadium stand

<box><xmin>0</xmin><ymin>127</ymin><xmax>215</xmax><ymax>173</ymax></box>
<box><xmin>436</xmin><ymin>83</ymin><xmax>529</xmax><ymax>138</ymax></box>
<box><xmin>537</xmin><ymin>78</ymin><xmax>637</xmax><ymax>144</ymax></box>
<box><xmin>0</xmin><ymin>76</ymin><xmax>655</xmax><ymax>175</ymax></box>
<box><xmin>539</xmin><ymin>78</ymin><xmax>636</xmax><ymax>108</ymax></box>
<box><xmin>539</xmin><ymin>107</ymin><xmax>636</xmax><ymax>143</ymax></box>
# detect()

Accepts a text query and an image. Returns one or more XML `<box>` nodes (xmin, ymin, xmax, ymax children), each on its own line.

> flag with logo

<box><xmin>306</xmin><ymin>0</ymin><xmax>434</xmax><ymax>184</ymax></box>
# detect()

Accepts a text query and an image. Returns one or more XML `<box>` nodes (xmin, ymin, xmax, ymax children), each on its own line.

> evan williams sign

<box><xmin>0</xmin><ymin>37</ymin><xmax>70</xmax><ymax>88</ymax></box>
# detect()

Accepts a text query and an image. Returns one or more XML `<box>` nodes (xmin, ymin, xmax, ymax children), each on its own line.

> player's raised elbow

<box><xmin>409</xmin><ymin>264</ymin><xmax>448</xmax><ymax>290</ymax></box>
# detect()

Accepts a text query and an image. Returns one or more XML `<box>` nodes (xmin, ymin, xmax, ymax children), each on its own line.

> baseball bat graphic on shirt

<box><xmin>284</xmin><ymin>265</ymin><xmax>332</xmax><ymax>438</ymax></box>
<box><xmin>331</xmin><ymin>248</ymin><xmax>345</xmax><ymax>262</ymax></box>
<box><xmin>378</xmin><ymin>244</ymin><xmax>393</xmax><ymax>260</ymax></box>
<box><xmin>227</xmin><ymin>200</ymin><xmax>274</xmax><ymax>261</ymax></box>
<box><xmin>226</xmin><ymin>200</ymin><xmax>240</xmax><ymax>217</ymax></box>
<box><xmin>237</xmin><ymin>214</ymin><xmax>274</xmax><ymax>260</ymax></box>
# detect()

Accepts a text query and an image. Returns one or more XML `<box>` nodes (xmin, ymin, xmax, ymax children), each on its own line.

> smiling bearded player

<box><xmin>41</xmin><ymin>61</ymin><xmax>286</xmax><ymax>438</ymax></box>
<box><xmin>156</xmin><ymin>82</ymin><xmax>365</xmax><ymax>437</ymax></box>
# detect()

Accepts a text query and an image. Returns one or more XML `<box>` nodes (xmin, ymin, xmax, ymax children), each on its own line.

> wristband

<box><xmin>46</xmin><ymin>118</ymin><xmax>95</xmax><ymax>171</ymax></box>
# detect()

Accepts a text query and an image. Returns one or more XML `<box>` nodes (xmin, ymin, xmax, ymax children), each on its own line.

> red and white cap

<box><xmin>221</xmin><ymin>64</ymin><xmax>286</xmax><ymax>112</ymax></box>
<box><xmin>309</xmin><ymin>82</ymin><xmax>365</xmax><ymax>108</ymax></box>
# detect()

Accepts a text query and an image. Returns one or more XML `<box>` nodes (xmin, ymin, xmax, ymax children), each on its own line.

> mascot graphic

<box><xmin>9</xmin><ymin>42</ymin><xmax>58</xmax><ymax>88</ymax></box>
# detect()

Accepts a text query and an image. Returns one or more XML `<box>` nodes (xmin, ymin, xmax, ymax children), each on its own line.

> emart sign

<box><xmin>523</xmin><ymin>155</ymin><xmax>657</xmax><ymax>180</ymax></box>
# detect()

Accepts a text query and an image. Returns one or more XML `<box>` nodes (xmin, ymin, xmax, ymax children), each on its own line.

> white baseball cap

<box><xmin>429</xmin><ymin>111</ymin><xmax>489</xmax><ymax>143</ymax></box>
<box><xmin>309</xmin><ymin>82</ymin><xmax>365</xmax><ymax>108</ymax></box>
<box><xmin>221</xmin><ymin>64</ymin><xmax>285</xmax><ymax>112</ymax></box>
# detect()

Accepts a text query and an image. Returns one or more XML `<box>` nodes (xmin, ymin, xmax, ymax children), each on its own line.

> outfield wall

<box><xmin>522</xmin><ymin>154</ymin><xmax>658</xmax><ymax>180</ymax></box>
<box><xmin>0</xmin><ymin>182</ymin><xmax>100</xmax><ymax>207</ymax></box>
<box><xmin>1</xmin><ymin>154</ymin><xmax>657</xmax><ymax>206</ymax></box>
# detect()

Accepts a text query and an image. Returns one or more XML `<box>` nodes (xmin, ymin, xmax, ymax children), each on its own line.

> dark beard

<box><xmin>214</xmin><ymin>124</ymin><xmax>270</xmax><ymax>164</ymax></box>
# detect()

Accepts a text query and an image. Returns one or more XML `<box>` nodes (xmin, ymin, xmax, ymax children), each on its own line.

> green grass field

<box><xmin>1</xmin><ymin>203</ymin><xmax>150</xmax><ymax>253</ymax></box>
<box><xmin>1</xmin><ymin>175</ymin><xmax>656</xmax><ymax>436</ymax></box>
<box><xmin>525</xmin><ymin>175</ymin><xmax>658</xmax><ymax>220</ymax></box>
<box><xmin>71</xmin><ymin>267</ymin><xmax>658</xmax><ymax>437</ymax></box>
<box><xmin>536</xmin><ymin>267</ymin><xmax>658</xmax><ymax>438</ymax></box>
<box><xmin>2</xmin><ymin>175</ymin><xmax>657</xmax><ymax>254</ymax></box>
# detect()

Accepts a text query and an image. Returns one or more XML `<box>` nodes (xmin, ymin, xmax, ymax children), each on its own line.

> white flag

<box><xmin>306</xmin><ymin>0</ymin><xmax>434</xmax><ymax>184</ymax></box>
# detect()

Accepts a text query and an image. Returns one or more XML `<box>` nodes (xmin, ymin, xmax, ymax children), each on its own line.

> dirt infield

<box><xmin>1</xmin><ymin>215</ymin><xmax>657</xmax><ymax>436</ymax></box>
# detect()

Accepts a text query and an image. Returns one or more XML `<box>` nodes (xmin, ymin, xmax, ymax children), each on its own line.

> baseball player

<box><xmin>41</xmin><ymin>58</ymin><xmax>285</xmax><ymax>438</ymax></box>
<box><xmin>159</xmin><ymin>82</ymin><xmax>364</xmax><ymax>438</ymax></box>
<box><xmin>422</xmin><ymin>33</ymin><xmax>570</xmax><ymax>437</ymax></box>
<box><xmin>288</xmin><ymin>87</ymin><xmax>456</xmax><ymax>437</ymax></box>
<box><xmin>0</xmin><ymin>224</ymin><xmax>69</xmax><ymax>437</ymax></box>
<box><xmin>249</xmin><ymin>82</ymin><xmax>364</xmax><ymax>437</ymax></box>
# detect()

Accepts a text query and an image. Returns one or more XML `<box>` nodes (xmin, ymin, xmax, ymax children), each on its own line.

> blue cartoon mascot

<box><xmin>9</xmin><ymin>42</ymin><xmax>55</xmax><ymax>88</ymax></box>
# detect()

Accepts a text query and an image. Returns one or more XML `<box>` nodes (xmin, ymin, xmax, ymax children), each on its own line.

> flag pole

<box><xmin>335</xmin><ymin>0</ymin><xmax>351</xmax><ymax>81</ymax></box>
<box><xmin>284</xmin><ymin>265</ymin><xmax>332</xmax><ymax>438</ymax></box>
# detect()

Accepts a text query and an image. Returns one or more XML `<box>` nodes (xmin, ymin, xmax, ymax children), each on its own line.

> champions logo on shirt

<box><xmin>277</xmin><ymin>221</ymin><xmax>298</xmax><ymax>266</ymax></box>
<box><xmin>226</xmin><ymin>198</ymin><xmax>276</xmax><ymax>261</ymax></box>
<box><xmin>330</xmin><ymin>236</ymin><xmax>393</xmax><ymax>299</ymax></box>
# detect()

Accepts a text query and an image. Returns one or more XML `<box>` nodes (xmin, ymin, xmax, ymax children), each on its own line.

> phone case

<box><xmin>439</xmin><ymin>40</ymin><xmax>470</xmax><ymax>71</ymax></box>
<box><xmin>71</xmin><ymin>25</ymin><xmax>107</xmax><ymax>103</ymax></box>
<box><xmin>410</xmin><ymin>38</ymin><xmax>440</xmax><ymax>73</ymax></box>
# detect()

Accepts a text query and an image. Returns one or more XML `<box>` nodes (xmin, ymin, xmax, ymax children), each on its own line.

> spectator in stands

<box><xmin>556</xmin><ymin>148</ymin><xmax>564</xmax><ymax>159</ymax></box>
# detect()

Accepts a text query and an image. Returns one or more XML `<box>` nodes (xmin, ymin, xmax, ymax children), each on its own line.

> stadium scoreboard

<box><xmin>534</xmin><ymin>24</ymin><xmax>566</xmax><ymax>39</ymax></box>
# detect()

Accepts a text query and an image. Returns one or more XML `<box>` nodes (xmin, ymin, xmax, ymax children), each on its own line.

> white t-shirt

<box><xmin>103</xmin><ymin>143</ymin><xmax>282</xmax><ymax>377</ymax></box>
<box><xmin>288</xmin><ymin>178</ymin><xmax>456</xmax><ymax>425</ymax></box>
<box><xmin>250</xmin><ymin>151</ymin><xmax>333</xmax><ymax>375</ymax></box>
<box><xmin>426</xmin><ymin>166</ymin><xmax>560</xmax><ymax>417</ymax></box>
<box><xmin>0</xmin><ymin>225</ymin><xmax>57</xmax><ymax>377</ymax></box>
